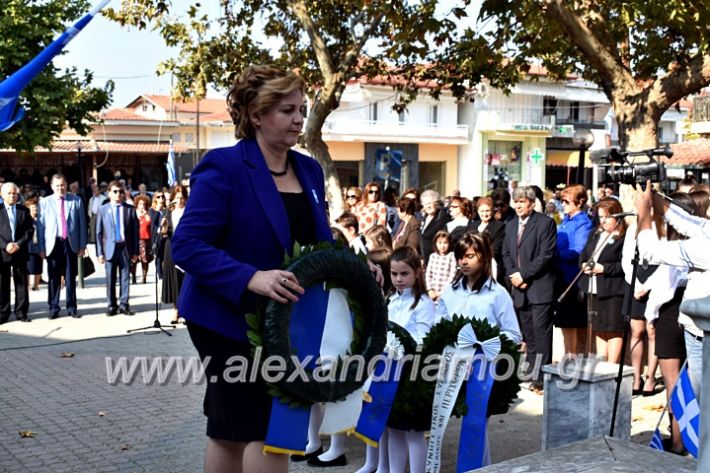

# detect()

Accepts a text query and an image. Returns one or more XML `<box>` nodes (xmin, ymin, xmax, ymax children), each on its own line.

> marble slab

<box><xmin>474</xmin><ymin>436</ymin><xmax>696</xmax><ymax>473</ymax></box>
<box><xmin>542</xmin><ymin>359</ymin><xmax>633</xmax><ymax>450</ymax></box>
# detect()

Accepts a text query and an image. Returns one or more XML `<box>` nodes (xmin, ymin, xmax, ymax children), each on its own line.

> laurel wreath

<box><xmin>388</xmin><ymin>315</ymin><xmax>522</xmax><ymax>429</ymax></box>
<box><xmin>245</xmin><ymin>241</ymin><xmax>388</xmax><ymax>408</ymax></box>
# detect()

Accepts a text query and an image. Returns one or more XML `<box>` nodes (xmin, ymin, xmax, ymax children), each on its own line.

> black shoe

<box><xmin>49</xmin><ymin>313</ymin><xmax>59</xmax><ymax>320</ymax></box>
<box><xmin>70</xmin><ymin>313</ymin><xmax>81</xmax><ymax>319</ymax></box>
<box><xmin>119</xmin><ymin>307</ymin><xmax>135</xmax><ymax>315</ymax></box>
<box><xmin>20</xmin><ymin>316</ymin><xmax>31</xmax><ymax>323</ymax></box>
<box><xmin>291</xmin><ymin>446</ymin><xmax>323</xmax><ymax>463</ymax></box>
<box><xmin>307</xmin><ymin>453</ymin><xmax>347</xmax><ymax>467</ymax></box>
<box><xmin>106</xmin><ymin>308</ymin><xmax>118</xmax><ymax>316</ymax></box>
<box><xmin>0</xmin><ymin>318</ymin><xmax>8</xmax><ymax>325</ymax></box>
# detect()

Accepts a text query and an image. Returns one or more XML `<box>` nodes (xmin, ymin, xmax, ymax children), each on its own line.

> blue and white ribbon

<box><xmin>354</xmin><ymin>330</ymin><xmax>405</xmax><ymax>446</ymax></box>
<box><xmin>427</xmin><ymin>324</ymin><xmax>500</xmax><ymax>473</ymax></box>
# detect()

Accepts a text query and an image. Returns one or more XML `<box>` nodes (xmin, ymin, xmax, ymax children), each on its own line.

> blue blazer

<box><xmin>172</xmin><ymin>139</ymin><xmax>333</xmax><ymax>342</ymax></box>
<box><xmin>95</xmin><ymin>203</ymin><xmax>139</xmax><ymax>260</ymax></box>
<box><xmin>37</xmin><ymin>194</ymin><xmax>87</xmax><ymax>256</ymax></box>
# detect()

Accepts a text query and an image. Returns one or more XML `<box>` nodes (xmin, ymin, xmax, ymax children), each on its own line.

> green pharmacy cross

<box><xmin>530</xmin><ymin>148</ymin><xmax>544</xmax><ymax>165</ymax></box>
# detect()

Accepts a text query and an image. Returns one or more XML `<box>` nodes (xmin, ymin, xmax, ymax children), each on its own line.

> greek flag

<box><xmin>670</xmin><ymin>366</ymin><xmax>700</xmax><ymax>458</ymax></box>
<box><xmin>648</xmin><ymin>427</ymin><xmax>664</xmax><ymax>451</ymax></box>
<box><xmin>166</xmin><ymin>141</ymin><xmax>177</xmax><ymax>186</ymax></box>
<box><xmin>0</xmin><ymin>0</ymin><xmax>111</xmax><ymax>132</ymax></box>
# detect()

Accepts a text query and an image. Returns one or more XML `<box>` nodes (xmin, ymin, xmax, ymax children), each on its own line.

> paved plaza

<box><xmin>0</xmin><ymin>259</ymin><xmax>687</xmax><ymax>472</ymax></box>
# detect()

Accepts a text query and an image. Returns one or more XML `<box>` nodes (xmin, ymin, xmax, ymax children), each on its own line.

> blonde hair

<box><xmin>226</xmin><ymin>65</ymin><xmax>306</xmax><ymax>139</ymax></box>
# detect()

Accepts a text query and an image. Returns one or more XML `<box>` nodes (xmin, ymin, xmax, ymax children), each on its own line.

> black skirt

<box><xmin>161</xmin><ymin>238</ymin><xmax>184</xmax><ymax>304</ymax></box>
<box><xmin>654</xmin><ymin>287</ymin><xmax>687</xmax><ymax>360</ymax></box>
<box><xmin>187</xmin><ymin>322</ymin><xmax>273</xmax><ymax>442</ymax></box>
<box><xmin>27</xmin><ymin>253</ymin><xmax>43</xmax><ymax>275</ymax></box>
<box><xmin>589</xmin><ymin>294</ymin><xmax>626</xmax><ymax>333</ymax></box>
<box><xmin>554</xmin><ymin>286</ymin><xmax>588</xmax><ymax>328</ymax></box>
<box><xmin>624</xmin><ymin>265</ymin><xmax>658</xmax><ymax>320</ymax></box>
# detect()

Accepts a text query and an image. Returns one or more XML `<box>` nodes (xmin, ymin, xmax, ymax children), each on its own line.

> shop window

<box><xmin>485</xmin><ymin>140</ymin><xmax>523</xmax><ymax>191</ymax></box>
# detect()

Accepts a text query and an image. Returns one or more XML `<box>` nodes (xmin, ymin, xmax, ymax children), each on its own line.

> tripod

<box><xmin>127</xmin><ymin>241</ymin><xmax>173</xmax><ymax>336</ymax></box>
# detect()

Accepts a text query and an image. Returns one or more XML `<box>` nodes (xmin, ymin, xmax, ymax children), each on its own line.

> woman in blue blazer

<box><xmin>171</xmin><ymin>65</ymin><xmax>333</xmax><ymax>473</ymax></box>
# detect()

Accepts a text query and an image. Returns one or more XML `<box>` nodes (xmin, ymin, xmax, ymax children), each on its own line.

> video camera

<box><xmin>590</xmin><ymin>147</ymin><xmax>672</xmax><ymax>187</ymax></box>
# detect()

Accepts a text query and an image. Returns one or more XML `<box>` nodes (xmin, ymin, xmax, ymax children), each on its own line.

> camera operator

<box><xmin>635</xmin><ymin>180</ymin><xmax>710</xmax><ymax>395</ymax></box>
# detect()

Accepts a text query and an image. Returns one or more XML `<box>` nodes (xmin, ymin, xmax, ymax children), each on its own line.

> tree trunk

<box><xmin>303</xmin><ymin>128</ymin><xmax>344</xmax><ymax>221</ymax></box>
<box><xmin>613</xmin><ymin>96</ymin><xmax>659</xmax><ymax>153</ymax></box>
<box><xmin>302</xmin><ymin>82</ymin><xmax>346</xmax><ymax>221</ymax></box>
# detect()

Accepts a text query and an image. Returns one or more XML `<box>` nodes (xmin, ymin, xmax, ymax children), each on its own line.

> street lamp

<box><xmin>573</xmin><ymin>128</ymin><xmax>595</xmax><ymax>187</ymax></box>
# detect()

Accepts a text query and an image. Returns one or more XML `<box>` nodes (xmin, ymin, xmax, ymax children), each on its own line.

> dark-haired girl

<box><xmin>387</xmin><ymin>246</ymin><xmax>435</xmax><ymax>473</ymax></box>
<box><xmin>435</xmin><ymin>233</ymin><xmax>522</xmax><ymax>345</ymax></box>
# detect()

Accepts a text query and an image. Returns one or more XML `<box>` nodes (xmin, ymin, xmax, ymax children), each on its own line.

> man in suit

<box><xmin>502</xmin><ymin>186</ymin><xmax>557</xmax><ymax>391</ymax></box>
<box><xmin>37</xmin><ymin>174</ymin><xmax>88</xmax><ymax>319</ymax></box>
<box><xmin>419</xmin><ymin>189</ymin><xmax>450</xmax><ymax>263</ymax></box>
<box><xmin>96</xmin><ymin>181</ymin><xmax>139</xmax><ymax>315</ymax></box>
<box><xmin>0</xmin><ymin>183</ymin><xmax>34</xmax><ymax>323</ymax></box>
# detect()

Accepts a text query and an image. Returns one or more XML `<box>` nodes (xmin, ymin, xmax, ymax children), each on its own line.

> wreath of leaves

<box><xmin>388</xmin><ymin>315</ymin><xmax>521</xmax><ymax>429</ymax></box>
<box><xmin>246</xmin><ymin>241</ymin><xmax>388</xmax><ymax>408</ymax></box>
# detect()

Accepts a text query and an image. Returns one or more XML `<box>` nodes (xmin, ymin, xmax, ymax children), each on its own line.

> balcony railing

<box><xmin>322</xmin><ymin>119</ymin><xmax>469</xmax><ymax>141</ymax></box>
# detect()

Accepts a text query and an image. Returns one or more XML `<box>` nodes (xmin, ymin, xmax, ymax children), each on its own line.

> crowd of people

<box><xmin>0</xmin><ymin>174</ymin><xmax>189</xmax><ymax>325</ymax></box>
<box><xmin>3</xmin><ymin>63</ymin><xmax>708</xmax><ymax>472</ymax></box>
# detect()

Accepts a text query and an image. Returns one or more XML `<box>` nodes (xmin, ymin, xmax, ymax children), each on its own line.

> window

<box><xmin>369</xmin><ymin>102</ymin><xmax>378</xmax><ymax>121</ymax></box>
<box><xmin>658</xmin><ymin>126</ymin><xmax>664</xmax><ymax>142</ymax></box>
<box><xmin>172</xmin><ymin>133</ymin><xmax>181</xmax><ymax>143</ymax></box>
<box><xmin>185</xmin><ymin>133</ymin><xmax>194</xmax><ymax>143</ymax></box>
<box><xmin>430</xmin><ymin>105</ymin><xmax>439</xmax><ymax>124</ymax></box>
<box><xmin>570</xmin><ymin>101</ymin><xmax>580</xmax><ymax>121</ymax></box>
<box><xmin>543</xmin><ymin>97</ymin><xmax>557</xmax><ymax>116</ymax></box>
<box><xmin>398</xmin><ymin>109</ymin><xmax>406</xmax><ymax>123</ymax></box>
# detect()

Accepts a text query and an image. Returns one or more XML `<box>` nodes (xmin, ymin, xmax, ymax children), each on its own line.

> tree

<box><xmin>0</xmin><ymin>0</ymin><xmax>114</xmax><ymax>152</ymax></box>
<box><xmin>475</xmin><ymin>0</ymin><xmax>710</xmax><ymax>151</ymax></box>
<box><xmin>107</xmin><ymin>0</ymin><xmax>519</xmax><ymax>216</ymax></box>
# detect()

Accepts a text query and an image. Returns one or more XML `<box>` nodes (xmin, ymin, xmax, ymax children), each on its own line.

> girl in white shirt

<box><xmin>436</xmin><ymin>233</ymin><xmax>522</xmax><ymax>345</ymax></box>
<box><xmin>387</xmin><ymin>246</ymin><xmax>435</xmax><ymax>473</ymax></box>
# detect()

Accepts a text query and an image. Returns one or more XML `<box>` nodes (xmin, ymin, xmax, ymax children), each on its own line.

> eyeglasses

<box><xmin>450</xmin><ymin>205</ymin><xmax>460</xmax><ymax>209</ymax></box>
<box><xmin>562</xmin><ymin>199</ymin><xmax>571</xmax><ymax>204</ymax></box>
<box><xmin>156</xmin><ymin>195</ymin><xmax>165</xmax><ymax>199</ymax></box>
<box><xmin>346</xmin><ymin>195</ymin><xmax>358</xmax><ymax>199</ymax></box>
<box><xmin>111</xmin><ymin>189</ymin><xmax>125</xmax><ymax>194</ymax></box>
<box><xmin>368</xmin><ymin>189</ymin><xmax>380</xmax><ymax>195</ymax></box>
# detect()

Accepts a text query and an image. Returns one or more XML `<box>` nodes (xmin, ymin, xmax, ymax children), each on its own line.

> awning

<box><xmin>511</xmin><ymin>81</ymin><xmax>609</xmax><ymax>104</ymax></box>
<box><xmin>0</xmin><ymin>140</ymin><xmax>188</xmax><ymax>154</ymax></box>
<box><xmin>546</xmin><ymin>150</ymin><xmax>594</xmax><ymax>168</ymax></box>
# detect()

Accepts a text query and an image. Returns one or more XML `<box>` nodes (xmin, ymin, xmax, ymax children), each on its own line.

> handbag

<box><xmin>82</xmin><ymin>256</ymin><xmax>96</xmax><ymax>277</ymax></box>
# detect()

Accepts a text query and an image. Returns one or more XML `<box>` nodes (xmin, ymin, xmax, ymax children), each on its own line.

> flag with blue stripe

<box><xmin>166</xmin><ymin>141</ymin><xmax>177</xmax><ymax>186</ymax></box>
<box><xmin>648</xmin><ymin>427</ymin><xmax>664</xmax><ymax>451</ymax></box>
<box><xmin>0</xmin><ymin>0</ymin><xmax>111</xmax><ymax>132</ymax></box>
<box><xmin>670</xmin><ymin>366</ymin><xmax>700</xmax><ymax>458</ymax></box>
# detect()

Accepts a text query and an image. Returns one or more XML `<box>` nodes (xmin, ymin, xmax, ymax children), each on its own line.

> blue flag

<box><xmin>648</xmin><ymin>427</ymin><xmax>664</xmax><ymax>451</ymax></box>
<box><xmin>166</xmin><ymin>141</ymin><xmax>177</xmax><ymax>186</ymax></box>
<box><xmin>670</xmin><ymin>366</ymin><xmax>700</xmax><ymax>458</ymax></box>
<box><xmin>0</xmin><ymin>0</ymin><xmax>111</xmax><ymax>132</ymax></box>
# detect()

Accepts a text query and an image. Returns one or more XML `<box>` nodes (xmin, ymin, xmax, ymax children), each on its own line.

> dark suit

<box><xmin>468</xmin><ymin>218</ymin><xmax>506</xmax><ymax>285</ymax></box>
<box><xmin>393</xmin><ymin>217</ymin><xmax>422</xmax><ymax>254</ymax></box>
<box><xmin>420</xmin><ymin>208</ymin><xmax>450</xmax><ymax>263</ymax></box>
<box><xmin>0</xmin><ymin>204</ymin><xmax>33</xmax><ymax>321</ymax></box>
<box><xmin>502</xmin><ymin>211</ymin><xmax>557</xmax><ymax>382</ymax></box>
<box><xmin>171</xmin><ymin>138</ymin><xmax>332</xmax><ymax>342</ymax></box>
<box><xmin>96</xmin><ymin>203</ymin><xmax>139</xmax><ymax>311</ymax></box>
<box><xmin>578</xmin><ymin>231</ymin><xmax>626</xmax><ymax>297</ymax></box>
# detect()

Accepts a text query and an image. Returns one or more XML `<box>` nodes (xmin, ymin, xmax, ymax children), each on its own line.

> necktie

<box><xmin>516</xmin><ymin>219</ymin><xmax>526</xmax><ymax>268</ymax></box>
<box><xmin>7</xmin><ymin>206</ymin><xmax>15</xmax><ymax>241</ymax></box>
<box><xmin>60</xmin><ymin>197</ymin><xmax>68</xmax><ymax>239</ymax></box>
<box><xmin>114</xmin><ymin>205</ymin><xmax>122</xmax><ymax>242</ymax></box>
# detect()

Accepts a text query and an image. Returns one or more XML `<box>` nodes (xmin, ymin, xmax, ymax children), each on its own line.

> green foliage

<box><xmin>0</xmin><ymin>0</ymin><xmax>114</xmax><ymax>151</ymax></box>
<box><xmin>478</xmin><ymin>0</ymin><xmax>710</xmax><ymax>85</ymax></box>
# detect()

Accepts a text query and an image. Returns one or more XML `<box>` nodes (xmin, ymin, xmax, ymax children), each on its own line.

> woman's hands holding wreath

<box><xmin>248</xmin><ymin>270</ymin><xmax>305</xmax><ymax>304</ymax></box>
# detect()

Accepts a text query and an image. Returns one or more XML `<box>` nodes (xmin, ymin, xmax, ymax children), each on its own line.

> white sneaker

<box><xmin>680</xmin><ymin>295</ymin><xmax>710</xmax><ymax>319</ymax></box>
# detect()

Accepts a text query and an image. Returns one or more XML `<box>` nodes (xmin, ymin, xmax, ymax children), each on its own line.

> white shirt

<box><xmin>638</xmin><ymin>204</ymin><xmax>710</xmax><ymax>337</ymax></box>
<box><xmin>388</xmin><ymin>288</ymin><xmax>436</xmax><ymax>345</ymax></box>
<box><xmin>436</xmin><ymin>277</ymin><xmax>522</xmax><ymax>344</ymax></box>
